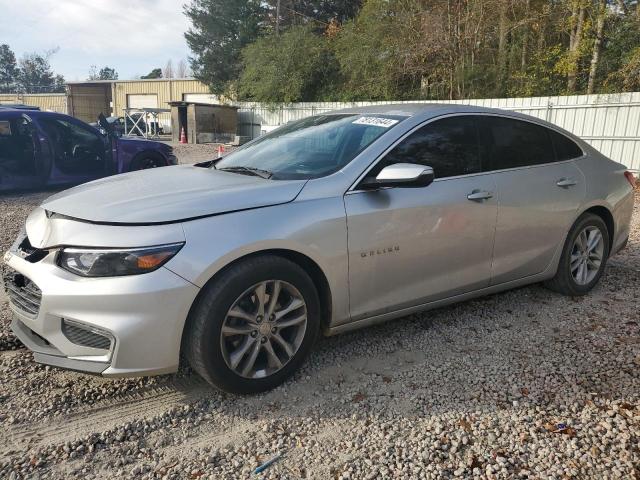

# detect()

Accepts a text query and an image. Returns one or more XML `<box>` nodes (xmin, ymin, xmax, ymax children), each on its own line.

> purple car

<box><xmin>0</xmin><ymin>109</ymin><xmax>177</xmax><ymax>192</ymax></box>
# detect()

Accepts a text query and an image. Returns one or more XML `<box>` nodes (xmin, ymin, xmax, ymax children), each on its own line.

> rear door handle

<box><xmin>467</xmin><ymin>190</ymin><xmax>493</xmax><ymax>201</ymax></box>
<box><xmin>556</xmin><ymin>178</ymin><xmax>577</xmax><ymax>187</ymax></box>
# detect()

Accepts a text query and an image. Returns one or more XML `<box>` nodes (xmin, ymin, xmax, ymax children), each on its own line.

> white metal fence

<box><xmin>236</xmin><ymin>92</ymin><xmax>640</xmax><ymax>172</ymax></box>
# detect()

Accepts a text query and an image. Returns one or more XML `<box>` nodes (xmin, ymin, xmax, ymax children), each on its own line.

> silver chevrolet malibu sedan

<box><xmin>3</xmin><ymin>104</ymin><xmax>636</xmax><ymax>393</ymax></box>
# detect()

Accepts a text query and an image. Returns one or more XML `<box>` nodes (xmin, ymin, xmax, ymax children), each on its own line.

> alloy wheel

<box><xmin>570</xmin><ymin>226</ymin><xmax>605</xmax><ymax>285</ymax></box>
<box><xmin>220</xmin><ymin>280</ymin><xmax>307</xmax><ymax>379</ymax></box>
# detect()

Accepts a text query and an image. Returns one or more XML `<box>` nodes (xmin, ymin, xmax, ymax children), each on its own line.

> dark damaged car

<box><xmin>0</xmin><ymin>109</ymin><xmax>177</xmax><ymax>191</ymax></box>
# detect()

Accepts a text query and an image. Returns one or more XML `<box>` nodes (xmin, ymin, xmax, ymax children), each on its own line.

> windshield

<box><xmin>215</xmin><ymin>114</ymin><xmax>406</xmax><ymax>180</ymax></box>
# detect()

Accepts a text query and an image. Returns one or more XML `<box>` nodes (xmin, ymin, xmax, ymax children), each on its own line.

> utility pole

<box><xmin>276</xmin><ymin>0</ymin><xmax>281</xmax><ymax>34</ymax></box>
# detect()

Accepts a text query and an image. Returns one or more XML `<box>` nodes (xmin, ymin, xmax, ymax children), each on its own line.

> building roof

<box><xmin>66</xmin><ymin>78</ymin><xmax>201</xmax><ymax>85</ymax></box>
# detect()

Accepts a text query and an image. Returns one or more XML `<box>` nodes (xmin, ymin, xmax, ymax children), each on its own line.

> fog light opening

<box><xmin>61</xmin><ymin>319</ymin><xmax>114</xmax><ymax>351</ymax></box>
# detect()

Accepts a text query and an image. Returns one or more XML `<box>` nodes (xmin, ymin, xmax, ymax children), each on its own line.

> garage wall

<box><xmin>0</xmin><ymin>93</ymin><xmax>68</xmax><ymax>113</ymax></box>
<box><xmin>183</xmin><ymin>93</ymin><xmax>222</xmax><ymax>104</ymax></box>
<box><xmin>67</xmin><ymin>84</ymin><xmax>111</xmax><ymax>123</ymax></box>
<box><xmin>127</xmin><ymin>94</ymin><xmax>158</xmax><ymax>109</ymax></box>
<box><xmin>112</xmin><ymin>79</ymin><xmax>210</xmax><ymax>133</ymax></box>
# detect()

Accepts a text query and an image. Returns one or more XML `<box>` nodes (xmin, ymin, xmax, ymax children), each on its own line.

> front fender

<box><xmin>166</xmin><ymin>198</ymin><xmax>350</xmax><ymax>326</ymax></box>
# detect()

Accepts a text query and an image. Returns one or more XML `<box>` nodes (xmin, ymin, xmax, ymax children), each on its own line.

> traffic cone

<box><xmin>217</xmin><ymin>144</ymin><xmax>225</xmax><ymax>158</ymax></box>
<box><xmin>180</xmin><ymin>127</ymin><xmax>187</xmax><ymax>144</ymax></box>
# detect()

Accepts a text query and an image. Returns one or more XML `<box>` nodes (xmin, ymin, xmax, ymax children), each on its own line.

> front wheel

<box><xmin>544</xmin><ymin>213</ymin><xmax>610</xmax><ymax>296</ymax></box>
<box><xmin>184</xmin><ymin>255</ymin><xmax>320</xmax><ymax>393</ymax></box>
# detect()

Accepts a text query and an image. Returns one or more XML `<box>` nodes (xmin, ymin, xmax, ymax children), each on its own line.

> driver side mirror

<box><xmin>360</xmin><ymin>163</ymin><xmax>435</xmax><ymax>190</ymax></box>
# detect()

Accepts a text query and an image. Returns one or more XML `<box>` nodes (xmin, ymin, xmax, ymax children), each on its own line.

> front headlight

<box><xmin>57</xmin><ymin>243</ymin><xmax>184</xmax><ymax>277</ymax></box>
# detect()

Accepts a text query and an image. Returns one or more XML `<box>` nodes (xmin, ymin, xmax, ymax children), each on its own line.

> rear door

<box><xmin>345</xmin><ymin>115</ymin><xmax>498</xmax><ymax>321</ymax></box>
<box><xmin>479</xmin><ymin>116</ymin><xmax>586</xmax><ymax>285</ymax></box>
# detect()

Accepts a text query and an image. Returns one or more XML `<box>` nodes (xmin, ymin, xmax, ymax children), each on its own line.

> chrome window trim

<box><xmin>347</xmin><ymin>111</ymin><xmax>586</xmax><ymax>193</ymax></box>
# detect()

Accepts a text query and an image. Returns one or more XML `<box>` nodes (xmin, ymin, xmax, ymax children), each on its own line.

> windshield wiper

<box><xmin>218</xmin><ymin>166</ymin><xmax>273</xmax><ymax>179</ymax></box>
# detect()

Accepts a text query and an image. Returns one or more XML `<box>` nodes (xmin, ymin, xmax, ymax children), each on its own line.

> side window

<box><xmin>40</xmin><ymin>117</ymin><xmax>102</xmax><ymax>146</ymax></box>
<box><xmin>481</xmin><ymin>116</ymin><xmax>555</xmax><ymax>170</ymax></box>
<box><xmin>39</xmin><ymin>117</ymin><xmax>104</xmax><ymax>174</ymax></box>
<box><xmin>549</xmin><ymin>130</ymin><xmax>583</xmax><ymax>161</ymax></box>
<box><xmin>372</xmin><ymin>116</ymin><xmax>481</xmax><ymax>179</ymax></box>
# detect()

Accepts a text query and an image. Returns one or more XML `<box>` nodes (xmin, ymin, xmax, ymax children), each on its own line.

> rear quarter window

<box><xmin>549</xmin><ymin>130</ymin><xmax>583</xmax><ymax>160</ymax></box>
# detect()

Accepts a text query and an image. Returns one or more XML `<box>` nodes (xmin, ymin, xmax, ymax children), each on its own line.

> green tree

<box><xmin>88</xmin><ymin>65</ymin><xmax>118</xmax><ymax>80</ymax></box>
<box><xmin>141</xmin><ymin>68</ymin><xmax>162</xmax><ymax>79</ymax></box>
<box><xmin>601</xmin><ymin>10</ymin><xmax>640</xmax><ymax>91</ymax></box>
<box><xmin>16</xmin><ymin>51</ymin><xmax>65</xmax><ymax>93</ymax></box>
<box><xmin>238</xmin><ymin>25</ymin><xmax>339</xmax><ymax>102</ymax></box>
<box><xmin>214</xmin><ymin>0</ymin><xmax>640</xmax><ymax>101</ymax></box>
<box><xmin>0</xmin><ymin>44</ymin><xmax>18</xmax><ymax>93</ymax></box>
<box><xmin>185</xmin><ymin>0</ymin><xmax>264</xmax><ymax>95</ymax></box>
<box><xmin>265</xmin><ymin>0</ymin><xmax>362</xmax><ymax>33</ymax></box>
<box><xmin>98</xmin><ymin>66</ymin><xmax>118</xmax><ymax>80</ymax></box>
<box><xmin>333</xmin><ymin>0</ymin><xmax>419</xmax><ymax>101</ymax></box>
<box><xmin>605</xmin><ymin>47</ymin><xmax>640</xmax><ymax>90</ymax></box>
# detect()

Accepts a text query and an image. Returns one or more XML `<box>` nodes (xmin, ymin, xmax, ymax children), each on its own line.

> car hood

<box><xmin>41</xmin><ymin>165</ymin><xmax>308</xmax><ymax>224</ymax></box>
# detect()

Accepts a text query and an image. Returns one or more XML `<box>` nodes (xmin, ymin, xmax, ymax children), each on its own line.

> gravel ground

<box><xmin>166</xmin><ymin>142</ymin><xmax>238</xmax><ymax>165</ymax></box>
<box><xmin>0</xmin><ymin>168</ymin><xmax>638</xmax><ymax>478</ymax></box>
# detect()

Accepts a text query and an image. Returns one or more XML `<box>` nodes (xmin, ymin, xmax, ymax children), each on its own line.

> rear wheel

<box><xmin>184</xmin><ymin>255</ymin><xmax>320</xmax><ymax>394</ymax></box>
<box><xmin>544</xmin><ymin>213</ymin><xmax>610</xmax><ymax>296</ymax></box>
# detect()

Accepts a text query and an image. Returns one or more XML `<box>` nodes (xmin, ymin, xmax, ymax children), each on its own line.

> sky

<box><xmin>0</xmin><ymin>0</ymin><xmax>192</xmax><ymax>81</ymax></box>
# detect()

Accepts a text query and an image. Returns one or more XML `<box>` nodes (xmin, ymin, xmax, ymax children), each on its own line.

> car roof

<box><xmin>328</xmin><ymin>102</ymin><xmax>578</xmax><ymax>134</ymax></box>
<box><xmin>330</xmin><ymin>102</ymin><xmax>515</xmax><ymax>117</ymax></box>
<box><xmin>0</xmin><ymin>109</ymin><xmax>65</xmax><ymax>118</ymax></box>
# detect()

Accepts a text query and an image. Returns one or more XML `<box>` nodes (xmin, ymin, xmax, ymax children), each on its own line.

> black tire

<box><xmin>130</xmin><ymin>153</ymin><xmax>165</xmax><ymax>171</ymax></box>
<box><xmin>544</xmin><ymin>213</ymin><xmax>610</xmax><ymax>296</ymax></box>
<box><xmin>183</xmin><ymin>255</ymin><xmax>320</xmax><ymax>394</ymax></box>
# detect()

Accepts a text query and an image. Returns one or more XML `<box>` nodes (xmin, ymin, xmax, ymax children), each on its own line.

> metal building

<box><xmin>66</xmin><ymin>79</ymin><xmax>218</xmax><ymax>131</ymax></box>
<box><xmin>0</xmin><ymin>93</ymin><xmax>68</xmax><ymax>114</ymax></box>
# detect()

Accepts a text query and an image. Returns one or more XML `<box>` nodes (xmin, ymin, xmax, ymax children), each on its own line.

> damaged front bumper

<box><xmin>3</xmin><ymin>232</ymin><xmax>200</xmax><ymax>377</ymax></box>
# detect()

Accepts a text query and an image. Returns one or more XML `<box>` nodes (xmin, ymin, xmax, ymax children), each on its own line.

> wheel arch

<box><xmin>581</xmin><ymin>205</ymin><xmax>615</xmax><ymax>250</ymax></box>
<box><xmin>179</xmin><ymin>248</ymin><xmax>333</xmax><ymax>360</ymax></box>
<box><xmin>544</xmin><ymin>202</ymin><xmax>616</xmax><ymax>281</ymax></box>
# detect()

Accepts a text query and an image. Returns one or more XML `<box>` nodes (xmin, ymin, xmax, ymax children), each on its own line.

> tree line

<box><xmin>185</xmin><ymin>0</ymin><xmax>640</xmax><ymax>102</ymax></box>
<box><xmin>0</xmin><ymin>45</ymin><xmax>66</xmax><ymax>94</ymax></box>
<box><xmin>0</xmin><ymin>43</ymin><xmax>194</xmax><ymax>94</ymax></box>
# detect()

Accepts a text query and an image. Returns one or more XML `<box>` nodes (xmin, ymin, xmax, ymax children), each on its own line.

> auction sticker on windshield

<box><xmin>352</xmin><ymin>117</ymin><xmax>399</xmax><ymax>128</ymax></box>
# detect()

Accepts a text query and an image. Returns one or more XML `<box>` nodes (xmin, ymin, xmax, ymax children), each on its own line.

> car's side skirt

<box><xmin>325</xmin><ymin>269</ymin><xmax>555</xmax><ymax>336</ymax></box>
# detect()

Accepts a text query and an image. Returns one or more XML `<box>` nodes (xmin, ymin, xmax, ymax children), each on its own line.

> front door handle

<box><xmin>467</xmin><ymin>190</ymin><xmax>493</xmax><ymax>201</ymax></box>
<box><xmin>556</xmin><ymin>178</ymin><xmax>577</xmax><ymax>188</ymax></box>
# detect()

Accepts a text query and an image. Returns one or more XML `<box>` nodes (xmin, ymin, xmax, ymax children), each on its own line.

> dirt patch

<box><xmin>166</xmin><ymin>142</ymin><xmax>239</xmax><ymax>165</ymax></box>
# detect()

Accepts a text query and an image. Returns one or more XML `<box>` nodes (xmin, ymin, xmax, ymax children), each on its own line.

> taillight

<box><xmin>624</xmin><ymin>171</ymin><xmax>637</xmax><ymax>188</ymax></box>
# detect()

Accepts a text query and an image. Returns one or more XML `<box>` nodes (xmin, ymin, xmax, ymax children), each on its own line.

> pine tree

<box><xmin>0</xmin><ymin>44</ymin><xmax>18</xmax><ymax>93</ymax></box>
<box><xmin>184</xmin><ymin>0</ymin><xmax>264</xmax><ymax>94</ymax></box>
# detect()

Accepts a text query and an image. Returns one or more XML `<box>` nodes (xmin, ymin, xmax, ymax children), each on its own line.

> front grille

<box><xmin>62</xmin><ymin>320</ymin><xmax>112</xmax><ymax>350</ymax></box>
<box><xmin>2</xmin><ymin>270</ymin><xmax>42</xmax><ymax>317</ymax></box>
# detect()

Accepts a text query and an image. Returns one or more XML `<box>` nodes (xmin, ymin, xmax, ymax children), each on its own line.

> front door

<box><xmin>345</xmin><ymin>116</ymin><xmax>498</xmax><ymax>321</ymax></box>
<box><xmin>37</xmin><ymin>115</ymin><xmax>108</xmax><ymax>184</ymax></box>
